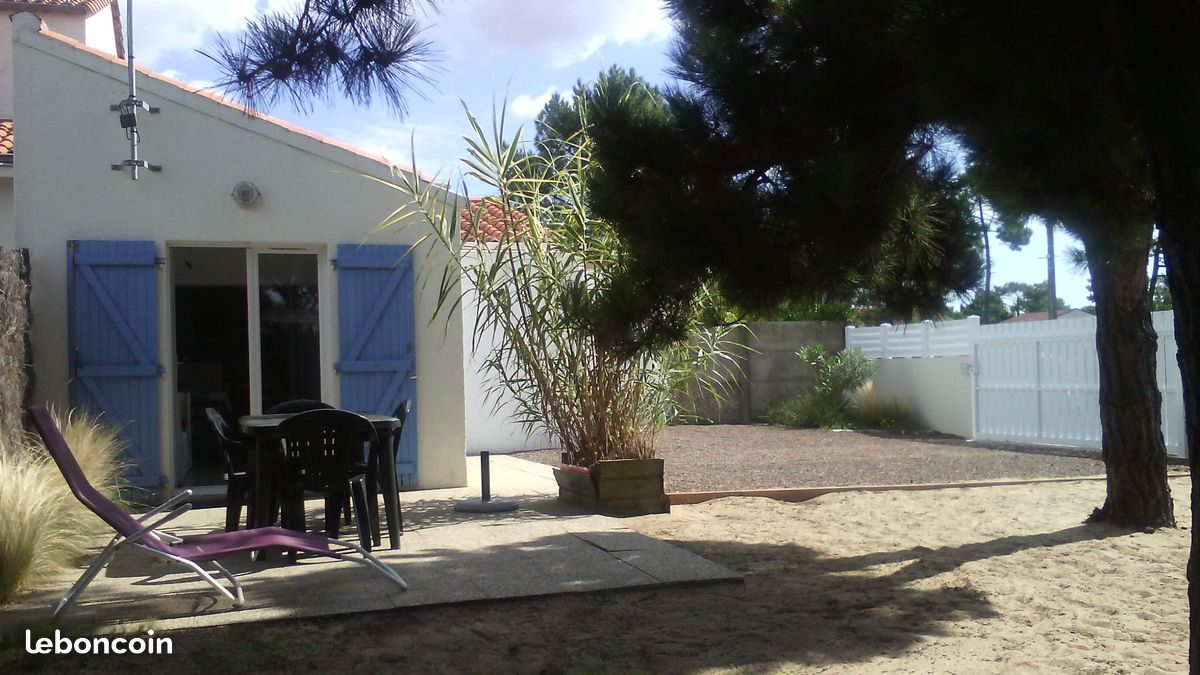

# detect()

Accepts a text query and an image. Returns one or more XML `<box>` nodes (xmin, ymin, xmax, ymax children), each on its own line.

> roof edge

<box><xmin>0</xmin><ymin>0</ymin><xmax>109</xmax><ymax>16</ymax></box>
<box><xmin>12</xmin><ymin>12</ymin><xmax>441</xmax><ymax>184</ymax></box>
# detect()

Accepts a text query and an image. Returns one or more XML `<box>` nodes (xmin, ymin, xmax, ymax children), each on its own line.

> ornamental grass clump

<box><xmin>384</xmin><ymin>103</ymin><xmax>737</xmax><ymax>467</ymax></box>
<box><xmin>848</xmin><ymin>381</ymin><xmax>919</xmax><ymax>431</ymax></box>
<box><xmin>0</xmin><ymin>409</ymin><xmax>126</xmax><ymax>603</ymax></box>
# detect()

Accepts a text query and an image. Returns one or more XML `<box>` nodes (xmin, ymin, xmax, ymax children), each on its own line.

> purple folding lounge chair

<box><xmin>27</xmin><ymin>405</ymin><xmax>407</xmax><ymax>620</ymax></box>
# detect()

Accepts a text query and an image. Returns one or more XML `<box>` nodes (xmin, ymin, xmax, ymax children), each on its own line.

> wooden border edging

<box><xmin>667</xmin><ymin>472</ymin><xmax>1191</xmax><ymax>506</ymax></box>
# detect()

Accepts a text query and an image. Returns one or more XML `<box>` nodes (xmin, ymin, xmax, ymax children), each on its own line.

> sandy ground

<box><xmin>626</xmin><ymin>478</ymin><xmax>1190</xmax><ymax>674</ymax></box>
<box><xmin>3</xmin><ymin>476</ymin><xmax>1188</xmax><ymax>673</ymax></box>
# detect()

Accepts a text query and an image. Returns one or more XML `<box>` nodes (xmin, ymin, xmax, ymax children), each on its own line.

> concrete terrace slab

<box><xmin>0</xmin><ymin>456</ymin><xmax>739</xmax><ymax>634</ymax></box>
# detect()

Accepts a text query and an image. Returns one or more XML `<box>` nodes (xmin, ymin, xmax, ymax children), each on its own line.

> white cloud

<box><xmin>128</xmin><ymin>0</ymin><xmax>293</xmax><ymax>66</ymax></box>
<box><xmin>429</xmin><ymin>0</ymin><xmax>673</xmax><ymax>69</ymax></box>
<box><xmin>159</xmin><ymin>69</ymin><xmax>216</xmax><ymax>91</ymax></box>
<box><xmin>510</xmin><ymin>86</ymin><xmax>557</xmax><ymax>118</ymax></box>
<box><xmin>128</xmin><ymin>0</ymin><xmax>255</xmax><ymax>65</ymax></box>
<box><xmin>129</xmin><ymin>0</ymin><xmax>673</xmax><ymax>85</ymax></box>
<box><xmin>333</xmin><ymin>120</ymin><xmax>467</xmax><ymax>179</ymax></box>
<box><xmin>551</xmin><ymin>2</ymin><xmax>674</xmax><ymax>67</ymax></box>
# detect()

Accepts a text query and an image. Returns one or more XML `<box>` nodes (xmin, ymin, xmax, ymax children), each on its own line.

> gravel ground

<box><xmin>510</xmin><ymin>424</ymin><xmax>1162</xmax><ymax>493</ymax></box>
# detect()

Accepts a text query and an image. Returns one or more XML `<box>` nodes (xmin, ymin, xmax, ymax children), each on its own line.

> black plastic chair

<box><xmin>277</xmin><ymin>409</ymin><xmax>377</xmax><ymax>550</ymax></box>
<box><xmin>362</xmin><ymin>396</ymin><xmax>410</xmax><ymax>542</ymax></box>
<box><xmin>204</xmin><ymin>407</ymin><xmax>254</xmax><ymax>532</ymax></box>
<box><xmin>389</xmin><ymin>400</ymin><xmax>411</xmax><ymax>535</ymax></box>
<box><xmin>266</xmin><ymin>400</ymin><xmax>349</xmax><ymax>523</ymax></box>
<box><xmin>266</xmin><ymin>399</ymin><xmax>333</xmax><ymax>414</ymax></box>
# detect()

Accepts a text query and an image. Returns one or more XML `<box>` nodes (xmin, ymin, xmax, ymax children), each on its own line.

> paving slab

<box><xmin>0</xmin><ymin>456</ymin><xmax>739</xmax><ymax>636</ymax></box>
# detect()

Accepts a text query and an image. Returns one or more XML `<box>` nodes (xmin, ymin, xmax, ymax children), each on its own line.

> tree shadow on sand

<box><xmin>0</xmin><ymin>513</ymin><xmax>1129</xmax><ymax>674</ymax></box>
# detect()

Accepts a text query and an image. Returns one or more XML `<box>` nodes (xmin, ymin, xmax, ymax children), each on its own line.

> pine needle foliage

<box><xmin>205</xmin><ymin>0</ymin><xmax>438</xmax><ymax>115</ymax></box>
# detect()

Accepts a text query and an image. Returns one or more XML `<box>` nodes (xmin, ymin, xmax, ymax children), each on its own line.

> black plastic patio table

<box><xmin>238</xmin><ymin>412</ymin><xmax>404</xmax><ymax>550</ymax></box>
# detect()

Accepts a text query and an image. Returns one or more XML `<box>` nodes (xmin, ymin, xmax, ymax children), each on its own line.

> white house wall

<box><xmin>461</xmin><ymin>248</ymin><xmax>557</xmax><ymax>455</ymax></box>
<box><xmin>0</xmin><ymin>17</ymin><xmax>14</xmax><ymax>119</ymax></box>
<box><xmin>11</xmin><ymin>15</ymin><xmax>466</xmax><ymax>488</ymax></box>
<box><xmin>82</xmin><ymin>9</ymin><xmax>116</xmax><ymax>56</ymax></box>
<box><xmin>872</xmin><ymin>355</ymin><xmax>975</xmax><ymax>439</ymax></box>
<box><xmin>1</xmin><ymin>12</ymin><xmax>90</xmax><ymax>118</ymax></box>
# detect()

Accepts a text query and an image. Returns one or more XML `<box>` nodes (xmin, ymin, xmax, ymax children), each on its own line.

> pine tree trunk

<box><xmin>1126</xmin><ymin>3</ymin><xmax>1200</xmax><ymax>664</ymax></box>
<box><xmin>1139</xmin><ymin>78</ymin><xmax>1200</xmax><ymax>668</ymax></box>
<box><xmin>1046</xmin><ymin>223</ymin><xmax>1057</xmax><ymax>319</ymax></box>
<box><xmin>1160</xmin><ymin>215</ymin><xmax>1200</xmax><ymax>673</ymax></box>
<box><xmin>1082</xmin><ymin>240</ymin><xmax>1175</xmax><ymax>528</ymax></box>
<box><xmin>979</xmin><ymin>199</ymin><xmax>992</xmax><ymax>324</ymax></box>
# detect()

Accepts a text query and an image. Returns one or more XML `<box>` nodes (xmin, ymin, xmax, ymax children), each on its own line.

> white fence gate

<box><xmin>846</xmin><ymin>312</ymin><xmax>1186</xmax><ymax>457</ymax></box>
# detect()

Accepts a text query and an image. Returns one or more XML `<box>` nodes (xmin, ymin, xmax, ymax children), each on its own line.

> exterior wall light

<box><xmin>232</xmin><ymin>181</ymin><xmax>261</xmax><ymax>207</ymax></box>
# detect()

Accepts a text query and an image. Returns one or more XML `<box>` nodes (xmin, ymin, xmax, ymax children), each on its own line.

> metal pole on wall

<box><xmin>125</xmin><ymin>0</ymin><xmax>136</xmax><ymax>176</ymax></box>
<box><xmin>110</xmin><ymin>0</ymin><xmax>161</xmax><ymax>178</ymax></box>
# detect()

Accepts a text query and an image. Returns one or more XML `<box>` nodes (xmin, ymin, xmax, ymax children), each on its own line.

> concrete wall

<box><xmin>12</xmin><ymin>15</ymin><xmax>466</xmax><ymax>488</ymax></box>
<box><xmin>872</xmin><ymin>355</ymin><xmax>974</xmax><ymax>438</ymax></box>
<box><xmin>685</xmin><ymin>321</ymin><xmax>847</xmax><ymax>423</ymax></box>
<box><xmin>681</xmin><ymin>324</ymin><xmax>752</xmax><ymax>424</ymax></box>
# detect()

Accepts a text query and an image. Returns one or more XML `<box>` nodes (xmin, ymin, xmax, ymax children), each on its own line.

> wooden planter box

<box><xmin>552</xmin><ymin>458</ymin><xmax>669</xmax><ymax>517</ymax></box>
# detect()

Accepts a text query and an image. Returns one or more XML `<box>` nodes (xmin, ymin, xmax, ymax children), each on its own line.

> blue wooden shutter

<box><xmin>335</xmin><ymin>244</ymin><xmax>417</xmax><ymax>485</ymax></box>
<box><xmin>67</xmin><ymin>240</ymin><xmax>163</xmax><ymax>494</ymax></box>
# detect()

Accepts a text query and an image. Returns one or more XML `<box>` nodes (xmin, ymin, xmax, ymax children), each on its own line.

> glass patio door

<box><xmin>249</xmin><ymin>251</ymin><xmax>323</xmax><ymax>412</ymax></box>
<box><xmin>171</xmin><ymin>245</ymin><xmax>326</xmax><ymax>487</ymax></box>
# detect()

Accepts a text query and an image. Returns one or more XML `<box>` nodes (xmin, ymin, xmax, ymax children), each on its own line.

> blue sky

<box><xmin>129</xmin><ymin>0</ymin><xmax>1091</xmax><ymax>309</ymax></box>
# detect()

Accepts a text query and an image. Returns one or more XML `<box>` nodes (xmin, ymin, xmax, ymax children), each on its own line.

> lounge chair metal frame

<box><xmin>27</xmin><ymin>405</ymin><xmax>407</xmax><ymax>621</ymax></box>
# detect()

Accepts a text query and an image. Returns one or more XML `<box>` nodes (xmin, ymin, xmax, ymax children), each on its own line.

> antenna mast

<box><xmin>110</xmin><ymin>0</ymin><xmax>161</xmax><ymax>179</ymax></box>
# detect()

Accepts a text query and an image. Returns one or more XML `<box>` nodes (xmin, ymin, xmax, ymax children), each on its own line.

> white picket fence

<box><xmin>846</xmin><ymin>312</ymin><xmax>1187</xmax><ymax>457</ymax></box>
<box><xmin>845</xmin><ymin>316</ymin><xmax>979</xmax><ymax>359</ymax></box>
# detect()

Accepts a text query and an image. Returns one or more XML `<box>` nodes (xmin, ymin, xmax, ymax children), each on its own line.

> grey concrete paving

<box><xmin>0</xmin><ymin>456</ymin><xmax>738</xmax><ymax>634</ymax></box>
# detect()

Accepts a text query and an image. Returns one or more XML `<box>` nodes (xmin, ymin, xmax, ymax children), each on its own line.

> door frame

<box><xmin>245</xmin><ymin>245</ymin><xmax>332</xmax><ymax>413</ymax></box>
<box><xmin>163</xmin><ymin>241</ymin><xmax>334</xmax><ymax>487</ymax></box>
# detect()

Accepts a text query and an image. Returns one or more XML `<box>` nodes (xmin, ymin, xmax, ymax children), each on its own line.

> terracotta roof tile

<box><xmin>0</xmin><ymin>120</ymin><xmax>13</xmax><ymax>161</ymax></box>
<box><xmin>0</xmin><ymin>0</ymin><xmax>113</xmax><ymax>15</ymax></box>
<box><xmin>459</xmin><ymin>199</ymin><xmax>529</xmax><ymax>242</ymax></box>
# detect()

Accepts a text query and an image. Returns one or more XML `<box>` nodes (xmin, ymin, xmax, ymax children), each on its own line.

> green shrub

<box><xmin>763</xmin><ymin>391</ymin><xmax>843</xmax><ymax>428</ymax></box>
<box><xmin>763</xmin><ymin>346</ymin><xmax>873</xmax><ymax>428</ymax></box>
<box><xmin>0</xmin><ymin>408</ymin><xmax>126</xmax><ymax>603</ymax></box>
<box><xmin>796</xmin><ymin>345</ymin><xmax>875</xmax><ymax>411</ymax></box>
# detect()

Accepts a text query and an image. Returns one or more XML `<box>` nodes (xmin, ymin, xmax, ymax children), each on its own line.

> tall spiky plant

<box><xmin>380</xmin><ymin>103</ymin><xmax>738</xmax><ymax>466</ymax></box>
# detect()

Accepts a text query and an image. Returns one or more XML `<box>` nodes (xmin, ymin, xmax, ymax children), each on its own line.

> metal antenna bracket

<box><xmin>110</xmin><ymin>159</ymin><xmax>162</xmax><ymax>172</ymax></box>
<box><xmin>110</xmin><ymin>0</ymin><xmax>162</xmax><ymax>180</ymax></box>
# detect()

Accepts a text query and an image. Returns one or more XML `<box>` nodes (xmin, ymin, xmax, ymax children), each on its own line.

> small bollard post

<box><xmin>453</xmin><ymin>451</ymin><xmax>518</xmax><ymax>513</ymax></box>
<box><xmin>480</xmin><ymin>451</ymin><xmax>492</xmax><ymax>502</ymax></box>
